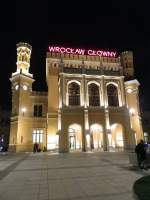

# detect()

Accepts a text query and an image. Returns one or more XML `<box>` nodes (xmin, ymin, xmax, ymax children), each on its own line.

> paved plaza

<box><xmin>0</xmin><ymin>151</ymin><xmax>149</xmax><ymax>200</ymax></box>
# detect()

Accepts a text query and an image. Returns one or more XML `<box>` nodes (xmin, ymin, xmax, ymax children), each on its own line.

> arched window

<box><xmin>107</xmin><ymin>84</ymin><xmax>119</xmax><ymax>107</ymax></box>
<box><xmin>68</xmin><ymin>82</ymin><xmax>80</xmax><ymax>106</ymax></box>
<box><xmin>88</xmin><ymin>83</ymin><xmax>100</xmax><ymax>106</ymax></box>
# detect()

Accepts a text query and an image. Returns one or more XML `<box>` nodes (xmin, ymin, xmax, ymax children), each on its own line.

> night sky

<box><xmin>0</xmin><ymin>1</ymin><xmax>150</xmax><ymax>110</ymax></box>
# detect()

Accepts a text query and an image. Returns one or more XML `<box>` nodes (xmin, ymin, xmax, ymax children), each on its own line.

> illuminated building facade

<box><xmin>9</xmin><ymin>43</ymin><xmax>143</xmax><ymax>152</ymax></box>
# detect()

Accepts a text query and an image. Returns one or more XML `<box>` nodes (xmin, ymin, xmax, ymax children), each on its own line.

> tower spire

<box><xmin>16</xmin><ymin>42</ymin><xmax>32</xmax><ymax>74</ymax></box>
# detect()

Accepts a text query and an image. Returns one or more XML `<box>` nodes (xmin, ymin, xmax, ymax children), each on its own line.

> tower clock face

<box><xmin>23</xmin><ymin>85</ymin><xmax>28</xmax><ymax>90</ymax></box>
<box><xmin>15</xmin><ymin>85</ymin><xmax>19</xmax><ymax>90</ymax></box>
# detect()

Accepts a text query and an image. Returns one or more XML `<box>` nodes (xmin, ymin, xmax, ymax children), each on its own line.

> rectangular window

<box><xmin>33</xmin><ymin>105</ymin><xmax>43</xmax><ymax>117</ymax></box>
<box><xmin>32</xmin><ymin>130</ymin><xmax>43</xmax><ymax>143</ymax></box>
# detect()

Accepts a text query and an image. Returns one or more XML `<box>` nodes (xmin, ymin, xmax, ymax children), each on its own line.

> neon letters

<box><xmin>49</xmin><ymin>46</ymin><xmax>116</xmax><ymax>57</ymax></box>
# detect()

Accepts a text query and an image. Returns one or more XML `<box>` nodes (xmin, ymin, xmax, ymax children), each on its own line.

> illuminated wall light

<box><xmin>129</xmin><ymin>108</ymin><xmax>135</xmax><ymax>115</ymax></box>
<box><xmin>23</xmin><ymin>85</ymin><xmax>28</xmax><ymax>90</ymax></box>
<box><xmin>21</xmin><ymin>107</ymin><xmax>27</xmax><ymax>116</ymax></box>
<box><xmin>15</xmin><ymin>85</ymin><xmax>19</xmax><ymax>90</ymax></box>
<box><xmin>127</xmin><ymin>88</ymin><xmax>133</xmax><ymax>93</ymax></box>
<box><xmin>21</xmin><ymin>107</ymin><xmax>26</xmax><ymax>112</ymax></box>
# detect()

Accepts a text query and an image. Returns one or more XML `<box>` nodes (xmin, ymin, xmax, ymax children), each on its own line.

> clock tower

<box><xmin>9</xmin><ymin>42</ymin><xmax>34</xmax><ymax>151</ymax></box>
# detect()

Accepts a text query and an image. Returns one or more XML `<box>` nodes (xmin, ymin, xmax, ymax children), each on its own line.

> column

<box><xmin>120</xmin><ymin>77</ymin><xmax>126</xmax><ymax>106</ymax></box>
<box><xmin>100</xmin><ymin>76</ymin><xmax>105</xmax><ymax>107</ymax></box>
<box><xmin>63</xmin><ymin>75</ymin><xmax>66</xmax><ymax>105</ymax></box>
<box><xmin>124</xmin><ymin>110</ymin><xmax>135</xmax><ymax>150</ymax></box>
<box><xmin>104</xmin><ymin>109</ymin><xmax>110</xmax><ymax>151</ymax></box>
<box><xmin>82</xmin><ymin>74</ymin><xmax>87</xmax><ymax>152</ymax></box>
<box><xmin>119</xmin><ymin>77</ymin><xmax>126</xmax><ymax>106</ymax></box>
<box><xmin>84</xmin><ymin>109</ymin><xmax>89</xmax><ymax>152</ymax></box>
<box><xmin>83</xmin><ymin>75</ymin><xmax>87</xmax><ymax>107</ymax></box>
<box><xmin>103</xmin><ymin>76</ymin><xmax>107</xmax><ymax>108</ymax></box>
<box><xmin>81</xmin><ymin>75</ymin><xmax>85</xmax><ymax>106</ymax></box>
<box><xmin>59</xmin><ymin>74</ymin><xmax>63</xmax><ymax>108</ymax></box>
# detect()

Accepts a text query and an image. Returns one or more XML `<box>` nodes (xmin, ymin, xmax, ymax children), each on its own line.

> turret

<box><xmin>120</xmin><ymin>51</ymin><xmax>134</xmax><ymax>79</ymax></box>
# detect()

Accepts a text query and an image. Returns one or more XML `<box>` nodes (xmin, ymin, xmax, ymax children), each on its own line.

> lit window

<box><xmin>33</xmin><ymin>134</ymin><xmax>36</xmax><ymax>143</ymax></box>
<box><xmin>37</xmin><ymin>134</ymin><xmax>40</xmax><ymax>142</ymax></box>
<box><xmin>39</xmin><ymin>133</ymin><xmax>43</xmax><ymax>143</ymax></box>
<box><xmin>32</xmin><ymin>129</ymin><xmax>43</xmax><ymax>143</ymax></box>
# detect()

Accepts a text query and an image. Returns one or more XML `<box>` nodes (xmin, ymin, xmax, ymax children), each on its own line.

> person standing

<box><xmin>135</xmin><ymin>139</ymin><xmax>147</xmax><ymax>170</ymax></box>
<box><xmin>33</xmin><ymin>143</ymin><xmax>39</xmax><ymax>152</ymax></box>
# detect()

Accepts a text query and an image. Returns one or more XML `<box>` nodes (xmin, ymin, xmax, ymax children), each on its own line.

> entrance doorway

<box><xmin>68</xmin><ymin>124</ymin><xmax>82</xmax><ymax>151</ymax></box>
<box><xmin>109</xmin><ymin>123</ymin><xmax>124</xmax><ymax>151</ymax></box>
<box><xmin>89</xmin><ymin>124</ymin><xmax>103</xmax><ymax>150</ymax></box>
<box><xmin>69</xmin><ymin>135</ymin><xmax>76</xmax><ymax>149</ymax></box>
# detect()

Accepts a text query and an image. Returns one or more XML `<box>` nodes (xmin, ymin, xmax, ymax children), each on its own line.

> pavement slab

<box><xmin>0</xmin><ymin>151</ymin><xmax>149</xmax><ymax>200</ymax></box>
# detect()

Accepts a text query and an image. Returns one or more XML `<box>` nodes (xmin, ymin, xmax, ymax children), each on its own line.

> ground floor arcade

<box><xmin>58</xmin><ymin>122</ymin><xmax>135</xmax><ymax>153</ymax></box>
<box><xmin>9</xmin><ymin>108</ymin><xmax>139</xmax><ymax>152</ymax></box>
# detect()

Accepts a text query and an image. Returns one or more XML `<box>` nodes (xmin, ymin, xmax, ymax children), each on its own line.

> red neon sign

<box><xmin>48</xmin><ymin>46</ymin><xmax>117</xmax><ymax>57</ymax></box>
